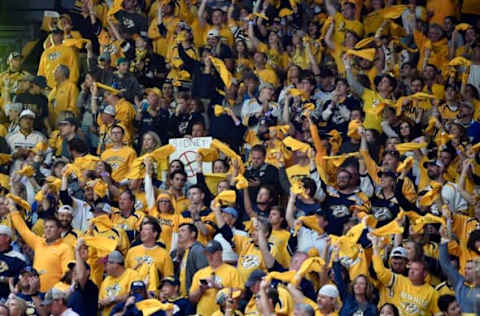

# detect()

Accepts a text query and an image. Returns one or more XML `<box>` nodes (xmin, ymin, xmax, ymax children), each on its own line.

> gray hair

<box><xmin>294</xmin><ymin>303</ymin><xmax>314</xmax><ymax>316</ymax></box>
<box><xmin>56</xmin><ymin>64</ymin><xmax>70</xmax><ymax>79</ymax></box>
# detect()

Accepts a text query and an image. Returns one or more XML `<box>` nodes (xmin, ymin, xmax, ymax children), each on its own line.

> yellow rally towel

<box><xmin>46</xmin><ymin>176</ymin><xmax>62</xmax><ymax>192</ymax></box>
<box><xmin>0</xmin><ymin>154</ymin><xmax>11</xmax><ymax>165</ymax></box>
<box><xmin>18</xmin><ymin>165</ymin><xmax>35</xmax><ymax>177</ymax></box>
<box><xmin>7</xmin><ymin>193</ymin><xmax>31</xmax><ymax>211</ymax></box>
<box><xmin>395</xmin><ymin>142</ymin><xmax>427</xmax><ymax>154</ymax></box>
<box><xmin>355</xmin><ymin>37</ymin><xmax>375</xmax><ymax>49</ymax></box>
<box><xmin>214</xmin><ymin>105</ymin><xmax>231</xmax><ymax>117</ymax></box>
<box><xmin>347</xmin><ymin>120</ymin><xmax>361</xmax><ymax>140</ymax></box>
<box><xmin>378</xmin><ymin>5</ymin><xmax>407</xmax><ymax>19</ymax></box>
<box><xmin>346</xmin><ymin>48</ymin><xmax>376</xmax><ymax>62</ymax></box>
<box><xmin>472</xmin><ymin>143</ymin><xmax>480</xmax><ymax>153</ymax></box>
<box><xmin>73</xmin><ymin>154</ymin><xmax>100</xmax><ymax>171</ymax></box>
<box><xmin>279</xmin><ymin>8</ymin><xmax>294</xmax><ymax>17</ymax></box>
<box><xmin>322</xmin><ymin>152</ymin><xmax>359</xmax><ymax>168</ymax></box>
<box><xmin>150</xmin><ymin>144</ymin><xmax>176</xmax><ymax>161</ymax></box>
<box><xmin>266</xmin><ymin>270</ymin><xmax>297</xmax><ymax>284</ymax></box>
<box><xmin>244</xmin><ymin>129</ymin><xmax>261</xmax><ymax>146</ymax></box>
<box><xmin>291</xmin><ymin>179</ymin><xmax>310</xmax><ymax>200</ymax></box>
<box><xmin>0</xmin><ymin>174</ymin><xmax>10</xmax><ymax>189</ymax></box>
<box><xmin>371</xmin><ymin>220</ymin><xmax>404</xmax><ymax>236</ymax></box>
<box><xmin>396</xmin><ymin>156</ymin><xmax>414</xmax><ymax>173</ymax></box>
<box><xmin>126</xmin><ymin>156</ymin><xmax>148</xmax><ymax>180</ymax></box>
<box><xmin>63</xmin><ymin>38</ymin><xmax>90</xmax><ymax>49</ymax></box>
<box><xmin>209</xmin><ymin>56</ymin><xmax>232</xmax><ymax>89</ymax></box>
<box><xmin>328</xmin><ymin>130</ymin><xmax>343</xmax><ymax>154</ymax></box>
<box><xmin>419</xmin><ymin>181</ymin><xmax>442</xmax><ymax>206</ymax></box>
<box><xmin>204</xmin><ymin>173</ymin><xmax>228</xmax><ymax>195</ymax></box>
<box><xmin>294</xmin><ymin>215</ymin><xmax>324</xmax><ymax>236</ymax></box>
<box><xmin>137</xmin><ymin>262</ymin><xmax>160</xmax><ymax>293</ymax></box>
<box><xmin>289</xmin><ymin>88</ymin><xmax>308</xmax><ymax>98</ymax></box>
<box><xmin>83</xmin><ymin>235</ymin><xmax>118</xmax><ymax>257</ymax></box>
<box><xmin>87</xmin><ymin>179</ymin><xmax>108</xmax><ymax>198</ymax></box>
<box><xmin>448</xmin><ymin>56</ymin><xmax>471</xmax><ymax>67</ymax></box>
<box><xmin>33</xmin><ymin>141</ymin><xmax>49</xmax><ymax>154</ymax></box>
<box><xmin>283</xmin><ymin>137</ymin><xmax>311</xmax><ymax>153</ymax></box>
<box><xmin>136</xmin><ymin>300</ymin><xmax>174</xmax><ymax>316</ymax></box>
<box><xmin>211</xmin><ymin>139</ymin><xmax>245</xmax><ymax>174</ymax></box>
<box><xmin>198</xmin><ymin>148</ymin><xmax>219</xmax><ymax>162</ymax></box>
<box><xmin>89</xmin><ymin>214</ymin><xmax>114</xmax><ymax>231</ymax></box>
<box><xmin>425</xmin><ymin>116</ymin><xmax>439</xmax><ymax>134</ymax></box>
<box><xmin>455</xmin><ymin>23</ymin><xmax>472</xmax><ymax>31</ymax></box>
<box><xmin>293</xmin><ymin>256</ymin><xmax>325</xmax><ymax>286</ymax></box>
<box><xmin>213</xmin><ymin>190</ymin><xmax>236</xmax><ymax>207</ymax></box>
<box><xmin>107</xmin><ymin>0</ymin><xmax>123</xmax><ymax>16</ymax></box>
<box><xmin>411</xmin><ymin>214</ymin><xmax>446</xmax><ymax>233</ymax></box>
<box><xmin>410</xmin><ymin>92</ymin><xmax>436</xmax><ymax>100</ymax></box>
<box><xmin>64</xmin><ymin>163</ymin><xmax>85</xmax><ymax>182</ymax></box>
<box><xmin>253</xmin><ymin>12</ymin><xmax>269</xmax><ymax>20</ymax></box>
<box><xmin>234</xmin><ymin>174</ymin><xmax>249</xmax><ymax>190</ymax></box>
<box><xmin>94</xmin><ymin>82</ymin><xmax>121</xmax><ymax>95</ymax></box>
<box><xmin>269</xmin><ymin>125</ymin><xmax>290</xmax><ymax>138</ymax></box>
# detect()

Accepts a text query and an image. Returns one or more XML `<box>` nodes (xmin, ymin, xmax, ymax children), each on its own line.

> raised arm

<box><xmin>197</xmin><ymin>0</ymin><xmax>208</xmax><ymax>27</ymax></box>
<box><xmin>7</xmin><ymin>200</ymin><xmax>40</xmax><ymax>250</ymax></box>
<box><xmin>370</xmin><ymin>234</ymin><xmax>394</xmax><ymax>286</ymax></box>
<box><xmin>285</xmin><ymin>192</ymin><xmax>297</xmax><ymax>229</ymax></box>
<box><xmin>345</xmin><ymin>55</ymin><xmax>365</xmax><ymax>96</ymax></box>
<box><xmin>255</xmin><ymin>218</ymin><xmax>275</xmax><ymax>269</ymax></box>
<box><xmin>243</xmin><ymin>188</ymin><xmax>257</xmax><ymax>219</ymax></box>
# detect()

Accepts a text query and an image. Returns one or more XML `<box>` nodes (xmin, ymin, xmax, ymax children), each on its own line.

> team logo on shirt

<box><xmin>402</xmin><ymin>302</ymin><xmax>419</xmax><ymax>314</ymax></box>
<box><xmin>48</xmin><ymin>51</ymin><xmax>60</xmax><ymax>61</ymax></box>
<box><xmin>330</xmin><ymin>205</ymin><xmax>350</xmax><ymax>218</ymax></box>
<box><xmin>106</xmin><ymin>283</ymin><xmax>121</xmax><ymax>297</ymax></box>
<box><xmin>241</xmin><ymin>255</ymin><xmax>260</xmax><ymax>269</ymax></box>
<box><xmin>0</xmin><ymin>261</ymin><xmax>8</xmax><ymax>273</ymax></box>
<box><xmin>372</xmin><ymin>207</ymin><xmax>392</xmax><ymax>221</ymax></box>
<box><xmin>136</xmin><ymin>255</ymin><xmax>153</xmax><ymax>266</ymax></box>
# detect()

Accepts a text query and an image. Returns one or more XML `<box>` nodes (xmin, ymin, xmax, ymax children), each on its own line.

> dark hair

<box><xmin>251</xmin><ymin>144</ymin><xmax>267</xmax><ymax>156</ymax></box>
<box><xmin>111</xmin><ymin>124</ymin><xmax>125</xmax><ymax>135</ymax></box>
<box><xmin>141</xmin><ymin>217</ymin><xmax>162</xmax><ymax>239</ymax></box>
<box><xmin>299</xmin><ymin>70</ymin><xmax>316</xmax><ymax>86</ymax></box>
<box><xmin>44</xmin><ymin>216</ymin><xmax>61</xmax><ymax>228</ymax></box>
<box><xmin>187</xmin><ymin>184</ymin><xmax>205</xmax><ymax>194</ymax></box>
<box><xmin>121</xmin><ymin>188</ymin><xmax>136</xmax><ymax>204</ymax></box>
<box><xmin>467</xmin><ymin>229</ymin><xmax>480</xmax><ymax>254</ymax></box>
<box><xmin>374</xmin><ymin>74</ymin><xmax>397</xmax><ymax>92</ymax></box>
<box><xmin>301</xmin><ymin>177</ymin><xmax>317</xmax><ymax>198</ymax></box>
<box><xmin>437</xmin><ymin>294</ymin><xmax>457</xmax><ymax>312</ymax></box>
<box><xmin>179</xmin><ymin>223</ymin><xmax>198</xmax><ymax>239</ymax></box>
<box><xmin>379</xmin><ymin>303</ymin><xmax>400</xmax><ymax>316</ymax></box>
<box><xmin>68</xmin><ymin>138</ymin><xmax>88</xmax><ymax>155</ymax></box>
<box><xmin>169</xmin><ymin>169</ymin><xmax>188</xmax><ymax>181</ymax></box>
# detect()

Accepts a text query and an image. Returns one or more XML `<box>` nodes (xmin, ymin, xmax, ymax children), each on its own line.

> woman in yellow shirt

<box><xmin>248</xmin><ymin>23</ymin><xmax>289</xmax><ymax>73</ymax></box>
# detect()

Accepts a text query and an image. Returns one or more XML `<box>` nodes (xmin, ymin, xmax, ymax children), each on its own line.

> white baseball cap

<box><xmin>103</xmin><ymin>105</ymin><xmax>116</xmax><ymax>116</ymax></box>
<box><xmin>0</xmin><ymin>225</ymin><xmax>12</xmax><ymax>238</ymax></box>
<box><xmin>318</xmin><ymin>284</ymin><xmax>339</xmax><ymax>298</ymax></box>
<box><xmin>207</xmin><ymin>29</ymin><xmax>219</xmax><ymax>38</ymax></box>
<box><xmin>19</xmin><ymin>109</ymin><xmax>36</xmax><ymax>119</ymax></box>
<box><xmin>58</xmin><ymin>205</ymin><xmax>73</xmax><ymax>214</ymax></box>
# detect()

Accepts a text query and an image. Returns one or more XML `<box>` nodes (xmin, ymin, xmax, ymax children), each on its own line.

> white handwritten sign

<box><xmin>169</xmin><ymin>137</ymin><xmax>212</xmax><ymax>183</ymax></box>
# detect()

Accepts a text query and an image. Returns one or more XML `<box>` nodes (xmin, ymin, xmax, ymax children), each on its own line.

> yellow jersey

<box><xmin>100</xmin><ymin>146</ymin><xmax>137</xmax><ymax>182</ymax></box>
<box><xmin>125</xmin><ymin>244</ymin><xmax>174</xmax><ymax>279</ymax></box>
<box><xmin>190</xmin><ymin>263</ymin><xmax>243</xmax><ymax>316</ymax></box>
<box><xmin>99</xmin><ymin>268</ymin><xmax>140</xmax><ymax>316</ymax></box>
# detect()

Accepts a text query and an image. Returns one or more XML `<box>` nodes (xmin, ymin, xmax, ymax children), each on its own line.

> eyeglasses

<box><xmin>158</xmin><ymin>200</ymin><xmax>170</xmax><ymax>203</ymax></box>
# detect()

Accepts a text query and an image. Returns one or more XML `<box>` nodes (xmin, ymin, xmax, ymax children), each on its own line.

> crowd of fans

<box><xmin>0</xmin><ymin>0</ymin><xmax>479</xmax><ymax>315</ymax></box>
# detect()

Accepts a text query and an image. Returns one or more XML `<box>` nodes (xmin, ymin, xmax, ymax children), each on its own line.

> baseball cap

<box><xmin>8</xmin><ymin>52</ymin><xmax>22</xmax><ymax>61</ymax></box>
<box><xmin>31</xmin><ymin>76</ymin><xmax>47</xmax><ymax>89</ymax></box>
<box><xmin>423</xmin><ymin>159</ymin><xmax>443</xmax><ymax>169</ymax></box>
<box><xmin>58</xmin><ymin>117</ymin><xmax>77</xmax><ymax>126</ymax></box>
<box><xmin>42</xmin><ymin>288</ymin><xmax>66</xmax><ymax>305</ymax></box>
<box><xmin>0</xmin><ymin>225</ymin><xmax>12</xmax><ymax>237</ymax></box>
<box><xmin>318</xmin><ymin>284</ymin><xmax>339</xmax><ymax>298</ymax></box>
<box><xmin>207</xmin><ymin>29</ymin><xmax>219</xmax><ymax>38</ymax></box>
<box><xmin>222</xmin><ymin>207</ymin><xmax>238</xmax><ymax>218</ymax></box>
<box><xmin>117</xmin><ymin>57</ymin><xmax>128</xmax><ymax>65</ymax></box>
<box><xmin>57</xmin><ymin>205</ymin><xmax>73</xmax><ymax>214</ymax></box>
<box><xmin>103</xmin><ymin>105</ymin><xmax>116</xmax><ymax>116</ymax></box>
<box><xmin>19</xmin><ymin>109</ymin><xmax>36</xmax><ymax>119</ymax></box>
<box><xmin>130</xmin><ymin>280</ymin><xmax>146</xmax><ymax>291</ymax></box>
<box><xmin>160</xmin><ymin>276</ymin><xmax>180</xmax><ymax>287</ymax></box>
<box><xmin>245</xmin><ymin>270</ymin><xmax>266</xmax><ymax>288</ymax></box>
<box><xmin>390</xmin><ymin>246</ymin><xmax>408</xmax><ymax>259</ymax></box>
<box><xmin>205</xmin><ymin>240</ymin><xmax>223</xmax><ymax>253</ymax></box>
<box><xmin>51</xmin><ymin>27</ymin><xmax>63</xmax><ymax>34</ymax></box>
<box><xmin>94</xmin><ymin>202</ymin><xmax>112</xmax><ymax>214</ymax></box>
<box><xmin>20</xmin><ymin>266</ymin><xmax>39</xmax><ymax>276</ymax></box>
<box><xmin>107</xmin><ymin>250</ymin><xmax>124</xmax><ymax>264</ymax></box>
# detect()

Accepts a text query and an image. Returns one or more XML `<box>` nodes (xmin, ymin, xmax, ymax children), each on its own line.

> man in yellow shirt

<box><xmin>100</xmin><ymin>125</ymin><xmax>137</xmax><ymax>182</ymax></box>
<box><xmin>370</xmin><ymin>234</ymin><xmax>439</xmax><ymax>316</ymax></box>
<box><xmin>189</xmin><ymin>240</ymin><xmax>243</xmax><ymax>316</ymax></box>
<box><xmin>48</xmin><ymin>64</ymin><xmax>79</xmax><ymax>125</ymax></box>
<box><xmin>38</xmin><ymin>28</ymin><xmax>79</xmax><ymax>88</ymax></box>
<box><xmin>98</xmin><ymin>250</ymin><xmax>140</xmax><ymax>316</ymax></box>
<box><xmin>7</xmin><ymin>200</ymin><xmax>74</xmax><ymax>292</ymax></box>
<box><xmin>0</xmin><ymin>52</ymin><xmax>31</xmax><ymax>101</ymax></box>
<box><xmin>125</xmin><ymin>217</ymin><xmax>174</xmax><ymax>283</ymax></box>
<box><xmin>103</xmin><ymin>91</ymin><xmax>136</xmax><ymax>137</ymax></box>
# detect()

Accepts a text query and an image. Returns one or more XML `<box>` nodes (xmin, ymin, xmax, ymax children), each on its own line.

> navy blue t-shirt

<box><xmin>67</xmin><ymin>279</ymin><xmax>99</xmax><ymax>316</ymax></box>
